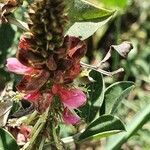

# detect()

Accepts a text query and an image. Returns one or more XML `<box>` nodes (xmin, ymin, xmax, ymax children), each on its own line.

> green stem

<box><xmin>52</xmin><ymin>123</ymin><xmax>62</xmax><ymax>150</ymax></box>
<box><xmin>80</xmin><ymin>61</ymin><xmax>124</xmax><ymax>76</ymax></box>
<box><xmin>30</xmin><ymin>116</ymin><xmax>42</xmax><ymax>137</ymax></box>
<box><xmin>26</xmin><ymin>111</ymin><xmax>38</xmax><ymax>125</ymax></box>
<box><xmin>27</xmin><ymin>123</ymin><xmax>45</xmax><ymax>150</ymax></box>
<box><xmin>38</xmin><ymin>136</ymin><xmax>45</xmax><ymax>150</ymax></box>
<box><xmin>21</xmin><ymin>108</ymin><xmax>49</xmax><ymax>150</ymax></box>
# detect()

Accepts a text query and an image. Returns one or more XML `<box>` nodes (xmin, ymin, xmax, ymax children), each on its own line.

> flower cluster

<box><xmin>6</xmin><ymin>35</ymin><xmax>87</xmax><ymax>124</ymax></box>
<box><xmin>6</xmin><ymin>0</ymin><xmax>87</xmax><ymax>125</ymax></box>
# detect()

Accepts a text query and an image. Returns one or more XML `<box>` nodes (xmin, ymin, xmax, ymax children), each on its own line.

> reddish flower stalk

<box><xmin>6</xmin><ymin>34</ymin><xmax>87</xmax><ymax>124</ymax></box>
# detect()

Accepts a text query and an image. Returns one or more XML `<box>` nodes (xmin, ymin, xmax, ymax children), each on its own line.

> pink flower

<box><xmin>17</xmin><ymin>133</ymin><xmax>26</xmax><ymax>145</ymax></box>
<box><xmin>19</xmin><ymin>125</ymin><xmax>31</xmax><ymax>139</ymax></box>
<box><xmin>6</xmin><ymin>58</ymin><xmax>34</xmax><ymax>75</ymax></box>
<box><xmin>52</xmin><ymin>84</ymin><xmax>86</xmax><ymax>124</ymax></box>
<box><xmin>52</xmin><ymin>84</ymin><xmax>86</xmax><ymax>109</ymax></box>
<box><xmin>17</xmin><ymin>125</ymin><xmax>31</xmax><ymax>145</ymax></box>
<box><xmin>9</xmin><ymin>125</ymin><xmax>31</xmax><ymax>145</ymax></box>
<box><xmin>24</xmin><ymin>90</ymin><xmax>53</xmax><ymax>113</ymax></box>
<box><xmin>62</xmin><ymin>108</ymin><xmax>80</xmax><ymax>125</ymax></box>
<box><xmin>6</xmin><ymin>57</ymin><xmax>50</xmax><ymax>94</ymax></box>
<box><xmin>24</xmin><ymin>91</ymin><xmax>40</xmax><ymax>102</ymax></box>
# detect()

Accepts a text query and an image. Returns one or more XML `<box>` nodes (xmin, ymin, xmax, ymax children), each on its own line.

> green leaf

<box><xmin>76</xmin><ymin>115</ymin><xmax>126</xmax><ymax>143</ymax></box>
<box><xmin>66</xmin><ymin>16</ymin><xmax>113</xmax><ymax>40</ymax></box>
<box><xmin>88</xmin><ymin>0</ymin><xmax>127</xmax><ymax>11</ymax></box>
<box><xmin>105</xmin><ymin>103</ymin><xmax>150</xmax><ymax>150</ymax></box>
<box><xmin>0</xmin><ymin>128</ymin><xmax>19</xmax><ymax>150</ymax></box>
<box><xmin>80</xmin><ymin>70</ymin><xmax>105</xmax><ymax>122</ymax></box>
<box><xmin>0</xmin><ymin>24</ymin><xmax>15</xmax><ymax>64</ymax></box>
<box><xmin>88</xmin><ymin>70</ymin><xmax>105</xmax><ymax>107</ymax></box>
<box><xmin>101</xmin><ymin>81</ymin><xmax>134</xmax><ymax>115</ymax></box>
<box><xmin>65</xmin><ymin>0</ymin><xmax>115</xmax><ymax>40</ymax></box>
<box><xmin>67</xmin><ymin>0</ymin><xmax>114</xmax><ymax>23</ymax></box>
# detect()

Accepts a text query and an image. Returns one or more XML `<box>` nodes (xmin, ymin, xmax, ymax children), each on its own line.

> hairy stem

<box><xmin>52</xmin><ymin>123</ymin><xmax>62</xmax><ymax>150</ymax></box>
<box><xmin>80</xmin><ymin>61</ymin><xmax>124</xmax><ymax>76</ymax></box>
<box><xmin>26</xmin><ymin>110</ymin><xmax>38</xmax><ymax>125</ymax></box>
<box><xmin>21</xmin><ymin>108</ymin><xmax>49</xmax><ymax>150</ymax></box>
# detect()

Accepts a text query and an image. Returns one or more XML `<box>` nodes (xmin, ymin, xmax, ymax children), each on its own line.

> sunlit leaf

<box><xmin>0</xmin><ymin>82</ymin><xmax>14</xmax><ymax>126</ymax></box>
<box><xmin>7</xmin><ymin>16</ymin><xmax>29</xmax><ymax>31</ymax></box>
<box><xmin>65</xmin><ymin>0</ymin><xmax>114</xmax><ymax>40</ymax></box>
<box><xmin>66</xmin><ymin>16</ymin><xmax>113</xmax><ymax>40</ymax></box>
<box><xmin>100</xmin><ymin>81</ymin><xmax>134</xmax><ymax>115</ymax></box>
<box><xmin>86</xmin><ymin>0</ymin><xmax>127</xmax><ymax>11</ymax></box>
<box><xmin>67</xmin><ymin>0</ymin><xmax>114</xmax><ymax>23</ymax></box>
<box><xmin>76</xmin><ymin>115</ymin><xmax>126</xmax><ymax>143</ymax></box>
<box><xmin>0</xmin><ymin>101</ymin><xmax>12</xmax><ymax>127</ymax></box>
<box><xmin>80</xmin><ymin>70</ymin><xmax>104</xmax><ymax>122</ymax></box>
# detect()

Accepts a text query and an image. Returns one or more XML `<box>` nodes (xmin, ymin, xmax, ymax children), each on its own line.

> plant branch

<box><xmin>80</xmin><ymin>61</ymin><xmax>124</xmax><ymax>76</ymax></box>
<box><xmin>52</xmin><ymin>123</ymin><xmax>62</xmax><ymax>150</ymax></box>
<box><xmin>26</xmin><ymin>111</ymin><xmax>38</xmax><ymax>125</ymax></box>
<box><xmin>38</xmin><ymin>136</ymin><xmax>46</xmax><ymax>150</ymax></box>
<box><xmin>21</xmin><ymin>108</ymin><xmax>49</xmax><ymax>150</ymax></box>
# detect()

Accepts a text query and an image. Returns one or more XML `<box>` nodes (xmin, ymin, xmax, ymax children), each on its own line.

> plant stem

<box><xmin>21</xmin><ymin>108</ymin><xmax>49</xmax><ymax>150</ymax></box>
<box><xmin>80</xmin><ymin>61</ymin><xmax>124</xmax><ymax>76</ymax></box>
<box><xmin>27</xmin><ymin>123</ymin><xmax>45</xmax><ymax>150</ymax></box>
<box><xmin>52</xmin><ymin>122</ymin><xmax>62</xmax><ymax>150</ymax></box>
<box><xmin>26</xmin><ymin>111</ymin><xmax>38</xmax><ymax>125</ymax></box>
<box><xmin>38</xmin><ymin>136</ymin><xmax>45</xmax><ymax>150</ymax></box>
<box><xmin>30</xmin><ymin>116</ymin><xmax>42</xmax><ymax>137</ymax></box>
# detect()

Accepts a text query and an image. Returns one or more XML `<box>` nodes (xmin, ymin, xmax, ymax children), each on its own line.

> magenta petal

<box><xmin>62</xmin><ymin>108</ymin><xmax>80</xmax><ymax>125</ymax></box>
<box><xmin>61</xmin><ymin>89</ymin><xmax>86</xmax><ymax>109</ymax></box>
<box><xmin>6</xmin><ymin>58</ymin><xmax>33</xmax><ymax>75</ymax></box>
<box><xmin>52</xmin><ymin>85</ymin><xmax>86</xmax><ymax>109</ymax></box>
<box><xmin>24</xmin><ymin>91</ymin><xmax>40</xmax><ymax>102</ymax></box>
